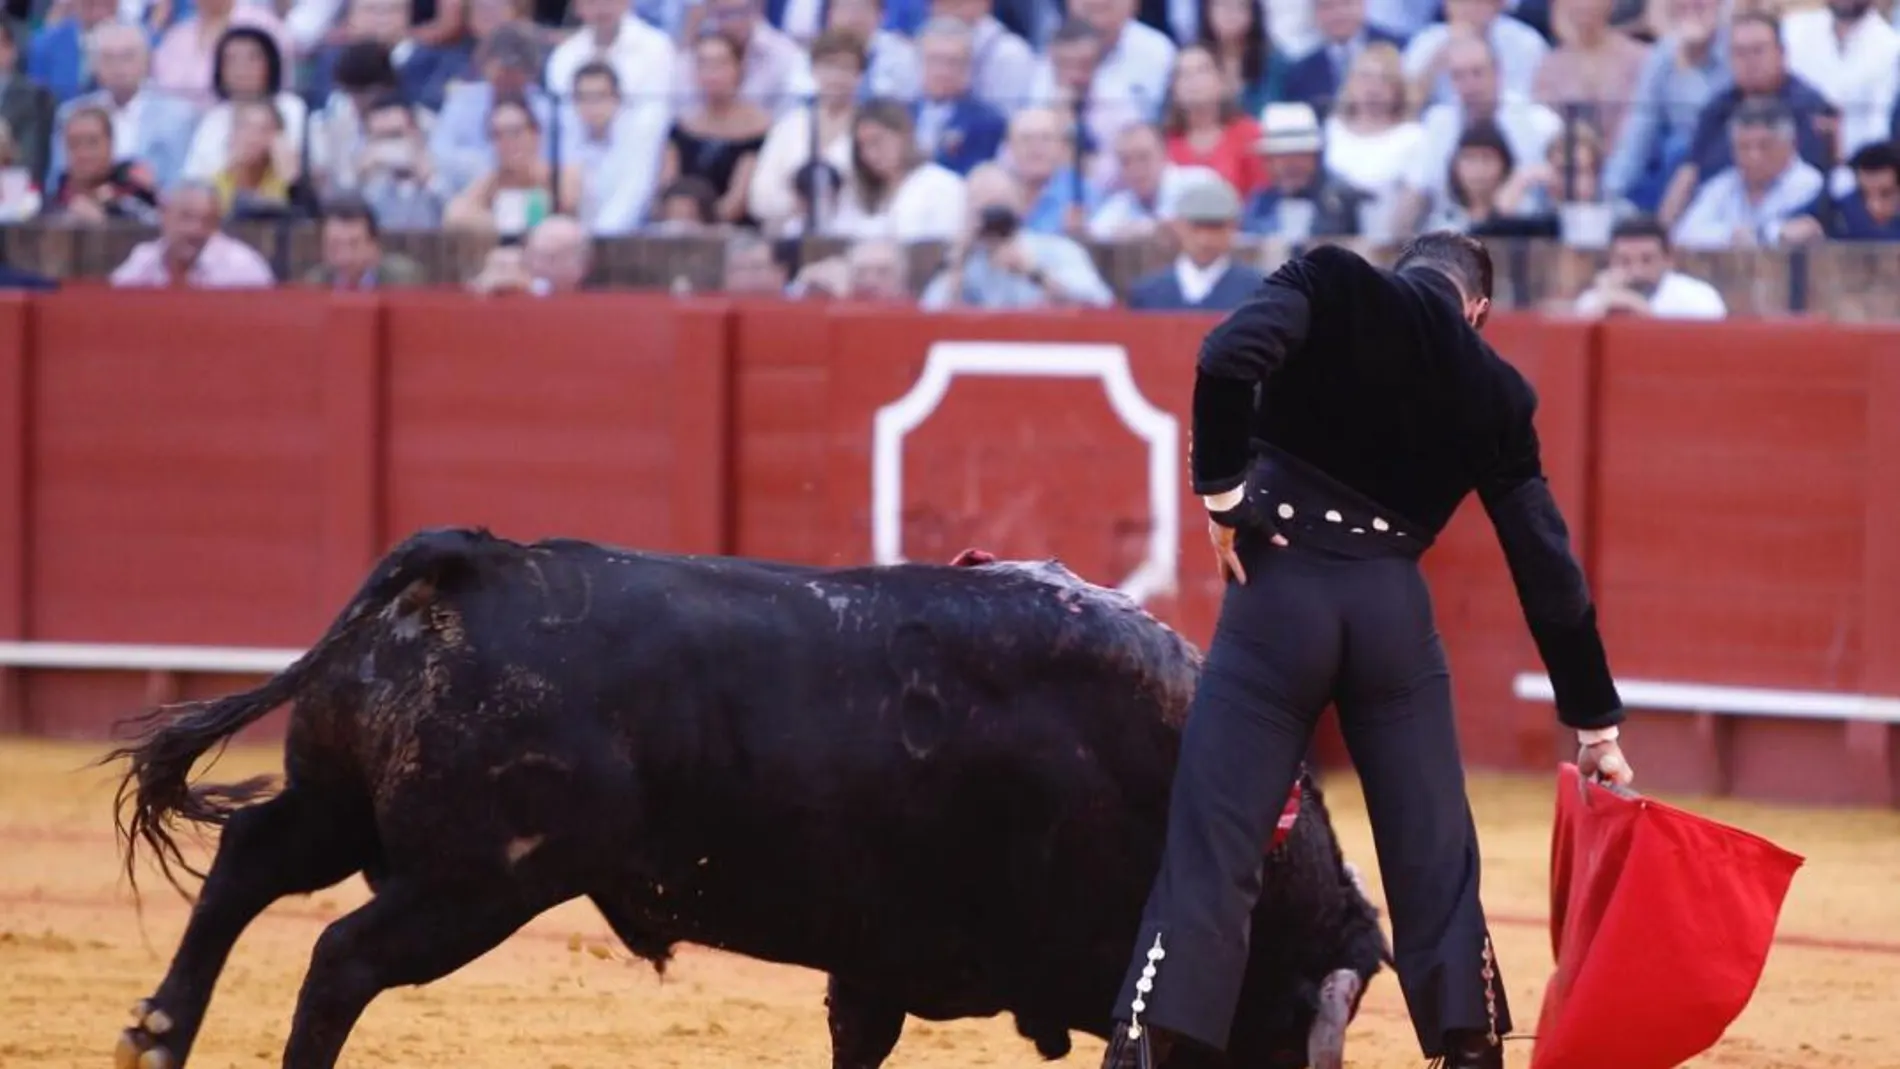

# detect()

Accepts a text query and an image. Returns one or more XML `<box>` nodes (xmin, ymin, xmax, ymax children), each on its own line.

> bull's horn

<box><xmin>1306</xmin><ymin>968</ymin><xmax>1362</xmax><ymax>1069</ymax></box>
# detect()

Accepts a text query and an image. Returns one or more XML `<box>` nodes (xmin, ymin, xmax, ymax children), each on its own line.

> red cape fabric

<box><xmin>1533</xmin><ymin>763</ymin><xmax>1805</xmax><ymax>1069</ymax></box>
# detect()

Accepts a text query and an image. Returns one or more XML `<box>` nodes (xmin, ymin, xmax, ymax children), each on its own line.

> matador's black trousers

<box><xmin>1113</xmin><ymin>449</ymin><xmax>1511</xmax><ymax>1060</ymax></box>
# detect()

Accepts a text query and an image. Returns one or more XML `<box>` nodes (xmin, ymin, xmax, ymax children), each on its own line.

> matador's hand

<box><xmin>1578</xmin><ymin>731</ymin><xmax>1634</xmax><ymax>787</ymax></box>
<box><xmin>1206</xmin><ymin>493</ymin><xmax>1290</xmax><ymax>585</ymax></box>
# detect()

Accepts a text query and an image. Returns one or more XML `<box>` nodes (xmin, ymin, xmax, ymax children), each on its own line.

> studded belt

<box><xmin>1244</xmin><ymin>444</ymin><xmax>1432</xmax><ymax>562</ymax></box>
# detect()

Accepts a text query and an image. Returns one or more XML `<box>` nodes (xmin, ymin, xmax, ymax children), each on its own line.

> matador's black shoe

<box><xmin>1429</xmin><ymin>1029</ymin><xmax>1504</xmax><ymax>1069</ymax></box>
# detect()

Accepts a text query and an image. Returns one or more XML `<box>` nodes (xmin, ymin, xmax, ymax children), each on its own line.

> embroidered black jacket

<box><xmin>1191</xmin><ymin>244</ymin><xmax>1624</xmax><ymax>731</ymax></box>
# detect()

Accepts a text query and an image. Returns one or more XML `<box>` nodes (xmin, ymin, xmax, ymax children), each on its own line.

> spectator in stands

<box><xmin>110</xmin><ymin>179</ymin><xmax>276</xmax><ymax>287</ymax></box>
<box><xmin>305</xmin><ymin>41</ymin><xmax>403</xmax><ymax>194</ymax></box>
<box><xmin>523</xmin><ymin>214</ymin><xmax>593</xmax><ymax>293</ymax></box>
<box><xmin>828</xmin><ymin>0</ymin><xmax>920</xmax><ymax>101</ymax></box>
<box><xmin>183</xmin><ymin>28</ymin><xmax>309</xmax><ymax>182</ymax></box>
<box><xmin>1032</xmin><ymin>20</ymin><xmax>1111</xmax><ymax>167</ymax></box>
<box><xmin>912</xmin><ymin>17</ymin><xmax>1007</xmax><ymax>176</ymax></box>
<box><xmin>1317</xmin><ymin>43</ymin><xmax>1422</xmax><ymax>230</ymax></box>
<box><xmin>1262</xmin><ymin>0</ymin><xmax>1321</xmax><ymax>58</ymax></box>
<box><xmin>748</xmin><ymin>28</ymin><xmax>863</xmax><ymax>230</ymax></box>
<box><xmin>1199</xmin><ymin>0</ymin><xmax>1291</xmax><ymax>116</ymax></box>
<box><xmin>211</xmin><ymin>99</ymin><xmax>308</xmax><ymax>217</ymax></box>
<box><xmin>1003</xmin><ymin>105</ymin><xmax>1098</xmax><ymax>234</ymax></box>
<box><xmin>833</xmin><ymin>97</ymin><xmax>967</xmax><ymax>239</ymax></box>
<box><xmin>150</xmin><ymin>0</ymin><xmax>295</xmax><ymax>107</ymax></box>
<box><xmin>1780</xmin><ymin>0</ymin><xmax>1897</xmax><ymax>175</ymax></box>
<box><xmin>444</xmin><ymin>95</ymin><xmax>583</xmax><ymax>233</ymax></box>
<box><xmin>467</xmin><ymin>242</ymin><xmax>529</xmax><ymax>293</ymax></box>
<box><xmin>563</xmin><ymin>62</ymin><xmax>668</xmax><ymax>236</ymax></box>
<box><xmin>658</xmin><ymin>32</ymin><xmax>771</xmax><ymax>226</ymax></box>
<box><xmin>1239</xmin><ymin>101</ymin><xmax>1365</xmax><ymax>237</ymax></box>
<box><xmin>1396</xmin><ymin>30</ymin><xmax>1560</xmax><ymax>236</ymax></box>
<box><xmin>1032</xmin><ymin>18</ymin><xmax>1151</xmax><ymax>185</ymax></box>
<box><xmin>1162</xmin><ymin>45</ymin><xmax>1265</xmax><ymax>195</ymax></box>
<box><xmin>465</xmin><ymin>214</ymin><xmax>593</xmax><ymax>294</ymax></box>
<box><xmin>1423</xmin><ymin>118</ymin><xmax>1518</xmax><ymax>231</ymax></box>
<box><xmin>1088</xmin><ymin>121</ymin><xmax>1220</xmax><ymax>239</ymax></box>
<box><xmin>48</xmin><ymin>105</ymin><xmax>159</xmax><ymax>224</ymax></box>
<box><xmin>925</xmin><ymin>0</ymin><xmax>1036</xmax><ymax>113</ymax></box>
<box><xmin>0</xmin><ymin>119</ymin><xmax>42</xmax><ymax>221</ymax></box>
<box><xmin>1281</xmin><ymin>0</ymin><xmax>1403</xmax><ymax>115</ymax></box>
<box><xmin>303</xmin><ymin>193</ymin><xmax>427</xmax><ymax>287</ymax></box>
<box><xmin>430</xmin><ymin>21</ymin><xmax>553</xmax><ymax>195</ymax></box>
<box><xmin>1658</xmin><ymin>13</ymin><xmax>1836</xmax><ymax>228</ymax></box>
<box><xmin>1670</xmin><ymin>97</ymin><xmax>1824</xmax><ymax>250</ymax></box>
<box><xmin>353</xmin><ymin>94</ymin><xmax>447</xmax><ymax>228</ymax></box>
<box><xmin>1600</xmin><ymin>0</ymin><xmax>1726</xmax><ymax>213</ymax></box>
<box><xmin>1062</xmin><ymin>0</ymin><xmax>1176</xmax><ymax>122</ymax></box>
<box><xmin>651</xmin><ymin>175</ymin><xmax>720</xmax><ymax>229</ymax></box>
<box><xmin>674</xmin><ymin>0</ymin><xmax>814</xmax><ymax>118</ymax></box>
<box><xmin>721</xmin><ymin>231</ymin><xmax>790</xmax><ymax>293</ymax></box>
<box><xmin>1531</xmin><ymin>0</ymin><xmax>1647</xmax><ymax>148</ymax></box>
<box><xmin>1574</xmin><ymin>214</ymin><xmax>1725</xmax><ymax>317</ymax></box>
<box><xmin>793</xmin><ymin>238</ymin><xmax>916</xmax><ymax>300</ymax></box>
<box><xmin>779</xmin><ymin>158</ymin><xmax>845</xmax><ymax>236</ymax></box>
<box><xmin>845</xmin><ymin>237</ymin><xmax>911</xmax><ymax>299</ymax></box>
<box><xmin>26</xmin><ymin>0</ymin><xmax>117</xmax><ymax>105</ymax></box>
<box><xmin>919</xmin><ymin>162</ymin><xmax>1114</xmax><ymax>310</ymax></box>
<box><xmin>47</xmin><ymin>21</ymin><xmax>197</xmax><ymax>192</ymax></box>
<box><xmin>1402</xmin><ymin>0</ymin><xmax>1549</xmax><ymax>107</ymax></box>
<box><xmin>1127</xmin><ymin>176</ymin><xmax>1260</xmax><ymax>310</ymax></box>
<box><xmin>544</xmin><ymin>0</ymin><xmax>675</xmax><ymax>103</ymax></box>
<box><xmin>305</xmin><ymin>0</ymin><xmax>464</xmax><ymax>111</ymax></box>
<box><xmin>0</xmin><ymin>22</ymin><xmax>54</xmax><ymax>186</ymax></box>
<box><xmin>1495</xmin><ymin>119</ymin><xmax>1614</xmax><ymax>218</ymax></box>
<box><xmin>1780</xmin><ymin>140</ymin><xmax>1900</xmax><ymax>242</ymax></box>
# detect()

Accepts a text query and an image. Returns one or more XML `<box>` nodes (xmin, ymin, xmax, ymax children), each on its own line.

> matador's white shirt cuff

<box><xmin>1202</xmin><ymin>487</ymin><xmax>1246</xmax><ymax>513</ymax></box>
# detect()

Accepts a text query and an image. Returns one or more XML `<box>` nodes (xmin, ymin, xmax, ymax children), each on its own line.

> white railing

<box><xmin>1512</xmin><ymin>673</ymin><xmax>1900</xmax><ymax>724</ymax></box>
<box><xmin>0</xmin><ymin>641</ymin><xmax>301</xmax><ymax>674</ymax></box>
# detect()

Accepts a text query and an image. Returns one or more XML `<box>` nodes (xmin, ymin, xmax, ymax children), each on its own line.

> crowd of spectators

<box><xmin>0</xmin><ymin>0</ymin><xmax>1890</xmax><ymax>309</ymax></box>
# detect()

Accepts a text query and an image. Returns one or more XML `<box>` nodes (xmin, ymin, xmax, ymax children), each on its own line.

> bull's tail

<box><xmin>99</xmin><ymin>526</ymin><xmax>504</xmax><ymax>900</ymax></box>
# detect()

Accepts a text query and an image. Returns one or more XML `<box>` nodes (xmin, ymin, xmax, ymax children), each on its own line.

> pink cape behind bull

<box><xmin>1532</xmin><ymin>763</ymin><xmax>1805</xmax><ymax>1069</ymax></box>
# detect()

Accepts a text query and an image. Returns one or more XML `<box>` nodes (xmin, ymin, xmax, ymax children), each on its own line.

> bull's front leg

<box><xmin>824</xmin><ymin>975</ymin><xmax>906</xmax><ymax>1069</ymax></box>
<box><xmin>1306</xmin><ymin>969</ymin><xmax>1364</xmax><ymax>1069</ymax></box>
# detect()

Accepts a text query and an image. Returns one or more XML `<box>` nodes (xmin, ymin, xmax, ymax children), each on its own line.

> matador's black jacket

<box><xmin>1190</xmin><ymin>243</ymin><xmax>1623</xmax><ymax>731</ymax></box>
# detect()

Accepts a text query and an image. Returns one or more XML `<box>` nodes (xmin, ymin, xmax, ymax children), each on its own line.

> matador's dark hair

<box><xmin>1393</xmin><ymin>230</ymin><xmax>1494</xmax><ymax>302</ymax></box>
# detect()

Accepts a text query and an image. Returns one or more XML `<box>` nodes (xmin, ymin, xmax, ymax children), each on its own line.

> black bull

<box><xmin>106</xmin><ymin>527</ymin><xmax>1391</xmax><ymax>1069</ymax></box>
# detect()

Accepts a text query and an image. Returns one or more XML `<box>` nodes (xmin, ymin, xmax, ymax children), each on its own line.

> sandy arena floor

<box><xmin>2</xmin><ymin>739</ymin><xmax>1898</xmax><ymax>1069</ymax></box>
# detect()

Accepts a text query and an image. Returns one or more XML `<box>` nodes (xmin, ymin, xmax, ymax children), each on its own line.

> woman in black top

<box><xmin>656</xmin><ymin>32</ymin><xmax>770</xmax><ymax>225</ymax></box>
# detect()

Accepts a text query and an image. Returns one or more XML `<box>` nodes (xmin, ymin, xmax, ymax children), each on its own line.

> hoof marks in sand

<box><xmin>115</xmin><ymin>1003</ymin><xmax>176</xmax><ymax>1069</ymax></box>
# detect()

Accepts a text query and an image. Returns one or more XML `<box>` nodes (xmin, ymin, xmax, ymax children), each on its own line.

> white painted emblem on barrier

<box><xmin>870</xmin><ymin>341</ymin><xmax>1180</xmax><ymax>604</ymax></box>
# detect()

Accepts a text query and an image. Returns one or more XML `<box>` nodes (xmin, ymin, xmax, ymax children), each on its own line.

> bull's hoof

<box><xmin>1307</xmin><ymin>968</ymin><xmax>1362</xmax><ymax>1069</ymax></box>
<box><xmin>115</xmin><ymin>1004</ymin><xmax>177</xmax><ymax>1069</ymax></box>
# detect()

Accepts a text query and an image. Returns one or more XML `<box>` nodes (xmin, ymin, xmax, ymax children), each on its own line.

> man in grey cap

<box><xmin>1127</xmin><ymin>177</ymin><xmax>1264</xmax><ymax>311</ymax></box>
<box><xmin>427</xmin><ymin>20</ymin><xmax>555</xmax><ymax>194</ymax></box>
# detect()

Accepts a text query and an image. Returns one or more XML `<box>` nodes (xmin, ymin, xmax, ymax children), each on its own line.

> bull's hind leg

<box><xmin>117</xmin><ymin>789</ymin><xmax>370</xmax><ymax>1069</ymax></box>
<box><xmin>280</xmin><ymin>879</ymin><xmax>549</xmax><ymax>1069</ymax></box>
<box><xmin>825</xmin><ymin>976</ymin><xmax>906</xmax><ymax>1069</ymax></box>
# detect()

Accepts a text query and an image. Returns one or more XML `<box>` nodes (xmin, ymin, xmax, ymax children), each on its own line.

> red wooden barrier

<box><xmin>0</xmin><ymin>291</ymin><xmax>1892</xmax><ymax>806</ymax></box>
<box><xmin>0</xmin><ymin>292</ymin><xmax>730</xmax><ymax>736</ymax></box>
<box><xmin>1592</xmin><ymin>319</ymin><xmax>1900</xmax><ymax>805</ymax></box>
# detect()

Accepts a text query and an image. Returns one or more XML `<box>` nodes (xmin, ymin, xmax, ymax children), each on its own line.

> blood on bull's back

<box><xmin>102</xmin><ymin>527</ymin><xmax>1385</xmax><ymax>1069</ymax></box>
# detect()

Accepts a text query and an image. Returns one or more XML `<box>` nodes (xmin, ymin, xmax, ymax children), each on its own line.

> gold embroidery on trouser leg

<box><xmin>1480</xmin><ymin>935</ymin><xmax>1499</xmax><ymax>1047</ymax></box>
<box><xmin>1128</xmin><ymin>934</ymin><xmax>1166</xmax><ymax>1040</ymax></box>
